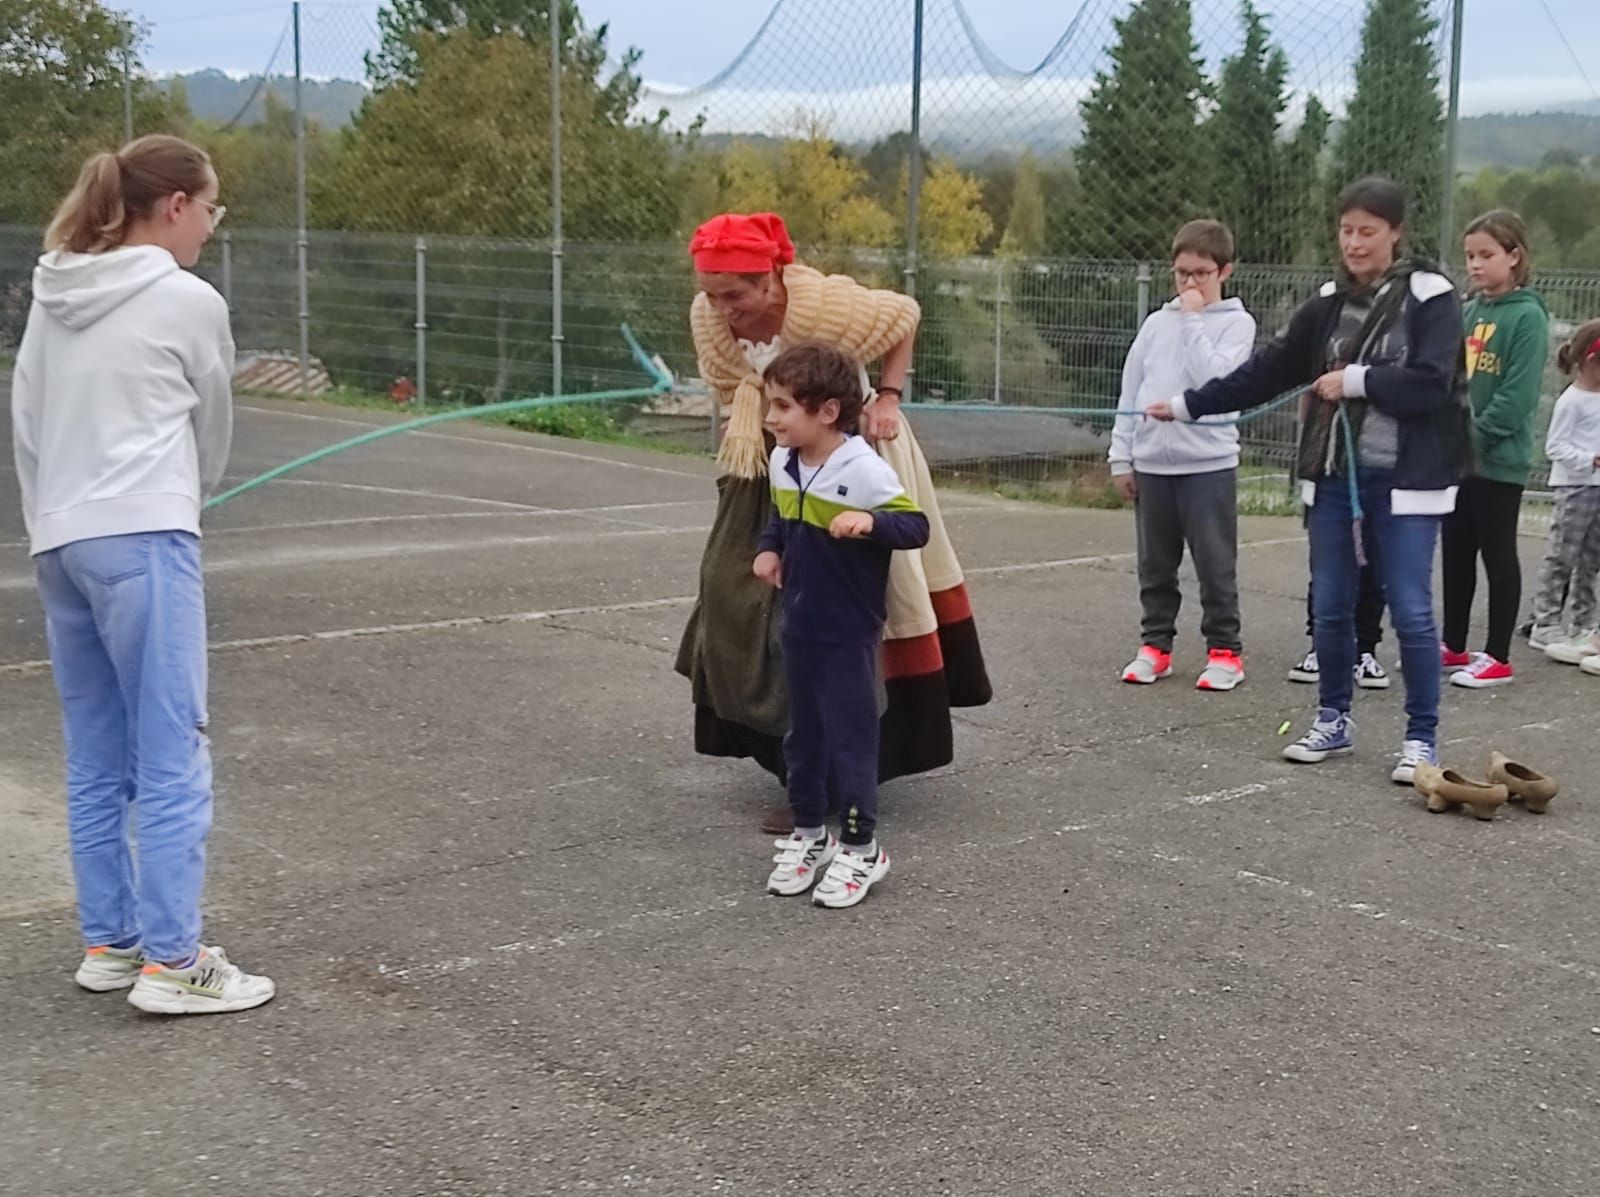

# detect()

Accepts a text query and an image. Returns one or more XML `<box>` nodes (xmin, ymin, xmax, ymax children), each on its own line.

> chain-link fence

<box><xmin>6</xmin><ymin>0</ymin><xmax>1600</xmax><ymax>510</ymax></box>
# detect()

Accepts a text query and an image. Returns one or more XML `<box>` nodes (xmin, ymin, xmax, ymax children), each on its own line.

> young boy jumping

<box><xmin>1110</xmin><ymin>219</ymin><xmax>1258</xmax><ymax>690</ymax></box>
<box><xmin>752</xmin><ymin>343</ymin><xmax>930</xmax><ymax>909</ymax></box>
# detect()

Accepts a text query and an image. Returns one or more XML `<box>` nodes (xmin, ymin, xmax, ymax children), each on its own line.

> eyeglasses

<box><xmin>195</xmin><ymin>199</ymin><xmax>227</xmax><ymax>232</ymax></box>
<box><xmin>1172</xmin><ymin>266</ymin><xmax>1218</xmax><ymax>283</ymax></box>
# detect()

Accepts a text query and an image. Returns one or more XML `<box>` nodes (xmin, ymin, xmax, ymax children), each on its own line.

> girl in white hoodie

<box><xmin>11</xmin><ymin>136</ymin><xmax>274</xmax><ymax>1014</ymax></box>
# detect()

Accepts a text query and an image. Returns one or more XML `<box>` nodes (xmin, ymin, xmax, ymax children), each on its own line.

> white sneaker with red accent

<box><xmin>1450</xmin><ymin>653</ymin><xmax>1514</xmax><ymax>689</ymax></box>
<box><xmin>767</xmin><ymin>832</ymin><xmax>837</xmax><ymax>897</ymax></box>
<box><xmin>1121</xmin><ymin>646</ymin><xmax>1172</xmax><ymax>684</ymax></box>
<box><xmin>1196</xmin><ymin>649</ymin><xmax>1244</xmax><ymax>691</ymax></box>
<box><xmin>813</xmin><ymin>845</ymin><xmax>890</xmax><ymax>909</ymax></box>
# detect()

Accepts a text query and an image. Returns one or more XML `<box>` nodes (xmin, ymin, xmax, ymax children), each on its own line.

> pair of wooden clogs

<box><xmin>1413</xmin><ymin>752</ymin><xmax>1559</xmax><ymax>821</ymax></box>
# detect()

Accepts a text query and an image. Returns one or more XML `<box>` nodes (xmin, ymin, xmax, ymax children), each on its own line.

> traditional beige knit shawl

<box><xmin>690</xmin><ymin>263</ymin><xmax>921</xmax><ymax>479</ymax></box>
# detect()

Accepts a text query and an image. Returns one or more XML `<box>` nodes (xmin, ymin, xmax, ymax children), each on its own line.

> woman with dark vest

<box><xmin>1151</xmin><ymin>177</ymin><xmax>1469</xmax><ymax>785</ymax></box>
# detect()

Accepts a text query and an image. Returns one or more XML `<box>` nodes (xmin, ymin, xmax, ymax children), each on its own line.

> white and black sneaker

<box><xmin>1354</xmin><ymin>652</ymin><xmax>1391</xmax><ymax>689</ymax></box>
<box><xmin>767</xmin><ymin>832</ymin><xmax>837</xmax><ymax>897</ymax></box>
<box><xmin>813</xmin><ymin>845</ymin><xmax>890</xmax><ymax>909</ymax></box>
<box><xmin>127</xmin><ymin>946</ymin><xmax>275</xmax><ymax>1015</ymax></box>
<box><xmin>1288</xmin><ymin>648</ymin><xmax>1319</xmax><ymax>684</ymax></box>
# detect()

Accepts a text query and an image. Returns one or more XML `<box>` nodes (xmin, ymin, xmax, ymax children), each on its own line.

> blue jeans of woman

<box><xmin>1308</xmin><ymin>470</ymin><xmax>1442</xmax><ymax>745</ymax></box>
<box><xmin>35</xmin><ymin>532</ymin><xmax>212</xmax><ymax>963</ymax></box>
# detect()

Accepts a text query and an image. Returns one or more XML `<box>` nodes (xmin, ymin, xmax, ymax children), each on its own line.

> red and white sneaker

<box><xmin>1450</xmin><ymin>653</ymin><xmax>1514</xmax><ymax>689</ymax></box>
<box><xmin>1121</xmin><ymin>646</ymin><xmax>1172</xmax><ymax>685</ymax></box>
<box><xmin>1440</xmin><ymin>644</ymin><xmax>1473</xmax><ymax>670</ymax></box>
<box><xmin>1196</xmin><ymin>649</ymin><xmax>1245</xmax><ymax>691</ymax></box>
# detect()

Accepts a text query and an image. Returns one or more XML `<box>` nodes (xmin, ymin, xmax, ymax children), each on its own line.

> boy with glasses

<box><xmin>1110</xmin><ymin>220</ymin><xmax>1257</xmax><ymax>690</ymax></box>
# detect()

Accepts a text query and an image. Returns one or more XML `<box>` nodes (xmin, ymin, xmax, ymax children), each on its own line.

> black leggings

<box><xmin>1442</xmin><ymin>477</ymin><xmax>1525</xmax><ymax>663</ymax></box>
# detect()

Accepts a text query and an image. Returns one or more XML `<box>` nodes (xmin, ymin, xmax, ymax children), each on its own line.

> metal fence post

<box><xmin>1438</xmin><ymin>0</ymin><xmax>1466</xmax><ymax>263</ymax></box>
<box><xmin>549</xmin><ymin>0</ymin><xmax>564</xmax><ymax>396</ymax></box>
<box><xmin>903</xmin><ymin>0</ymin><xmax>924</xmax><ymax>305</ymax></box>
<box><xmin>121</xmin><ymin>34</ymin><xmax>133</xmax><ymax>143</ymax></box>
<box><xmin>415</xmin><ymin>236</ymin><xmax>428</xmax><ymax>408</ymax></box>
<box><xmin>1135</xmin><ymin>261</ymin><xmax>1152</xmax><ymax>326</ymax></box>
<box><xmin>220</xmin><ymin>231</ymin><xmax>233</xmax><ymax>311</ymax></box>
<box><xmin>992</xmin><ymin>261</ymin><xmax>1005</xmax><ymax>403</ymax></box>
<box><xmin>293</xmin><ymin>1</ymin><xmax>310</xmax><ymax>397</ymax></box>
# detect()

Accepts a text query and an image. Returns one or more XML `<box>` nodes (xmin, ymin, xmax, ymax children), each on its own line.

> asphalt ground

<box><xmin>2</xmin><ymin>389</ymin><xmax>1598</xmax><ymax>1196</ymax></box>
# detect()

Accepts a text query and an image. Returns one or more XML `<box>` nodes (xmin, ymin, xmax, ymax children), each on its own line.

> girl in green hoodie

<box><xmin>1442</xmin><ymin>210</ymin><xmax>1550</xmax><ymax>688</ymax></box>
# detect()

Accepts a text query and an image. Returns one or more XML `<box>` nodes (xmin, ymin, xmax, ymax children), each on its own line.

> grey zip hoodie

<box><xmin>12</xmin><ymin>245</ymin><xmax>234</xmax><ymax>555</ymax></box>
<box><xmin>1108</xmin><ymin>296</ymin><xmax>1256</xmax><ymax>477</ymax></box>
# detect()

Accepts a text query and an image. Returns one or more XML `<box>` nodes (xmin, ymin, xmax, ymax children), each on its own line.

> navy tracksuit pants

<box><xmin>782</xmin><ymin>634</ymin><xmax>880</xmax><ymax>847</ymax></box>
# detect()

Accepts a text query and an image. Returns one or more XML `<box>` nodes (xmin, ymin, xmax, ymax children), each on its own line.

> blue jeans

<box><xmin>35</xmin><ymin>532</ymin><xmax>213</xmax><ymax>963</ymax></box>
<box><xmin>1308</xmin><ymin>470</ymin><xmax>1442</xmax><ymax>745</ymax></box>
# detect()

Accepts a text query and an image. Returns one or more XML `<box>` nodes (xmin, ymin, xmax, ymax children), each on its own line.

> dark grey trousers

<box><xmin>1134</xmin><ymin>468</ymin><xmax>1242</xmax><ymax>654</ymax></box>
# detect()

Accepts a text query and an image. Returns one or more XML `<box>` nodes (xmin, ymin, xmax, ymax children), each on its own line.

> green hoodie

<box><xmin>1462</xmin><ymin>287</ymin><xmax>1550</xmax><ymax>484</ymax></box>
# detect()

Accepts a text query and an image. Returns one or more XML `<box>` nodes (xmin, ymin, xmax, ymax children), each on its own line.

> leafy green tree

<box><xmin>370</xmin><ymin>0</ymin><xmax>633</xmax><ymax>119</ymax></box>
<box><xmin>1331</xmin><ymin>0</ymin><xmax>1445</xmax><ymax>251</ymax></box>
<box><xmin>998</xmin><ymin>151</ymin><xmax>1047</xmax><ymax>258</ymax></box>
<box><xmin>1075</xmin><ymin>0</ymin><xmax>1209</xmax><ymax>259</ymax></box>
<box><xmin>0</xmin><ymin>0</ymin><xmax>181</xmax><ymax>224</ymax></box>
<box><xmin>1206</xmin><ymin>2</ymin><xmax>1329</xmax><ymax>263</ymax></box>
<box><xmin>316</xmin><ymin>30</ymin><xmax>674</xmax><ymax>239</ymax></box>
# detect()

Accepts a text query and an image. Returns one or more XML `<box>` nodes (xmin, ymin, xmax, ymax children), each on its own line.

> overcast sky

<box><xmin>130</xmin><ymin>0</ymin><xmax>1600</xmax><ymax>116</ymax></box>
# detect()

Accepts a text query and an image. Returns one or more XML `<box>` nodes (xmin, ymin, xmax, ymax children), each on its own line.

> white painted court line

<box><xmin>967</xmin><ymin>534</ymin><xmax>1306</xmax><ymax>577</ymax></box>
<box><xmin>382</xmin><ymin>890</ymin><xmax>747</xmax><ymax>982</ymax></box>
<box><xmin>205</xmin><ymin>499</ymin><xmax>714</xmax><ymax>538</ymax></box>
<box><xmin>0</xmin><ymin>524</ymin><xmax>704</xmax><ymax>594</ymax></box>
<box><xmin>227</xmin><ymin>475</ymin><xmax>551</xmax><ymax>510</ymax></box>
<box><xmin>0</xmin><ymin>535</ymin><xmax>1309</xmax><ymax>674</ymax></box>
<box><xmin>1234</xmin><ymin>867</ymin><xmax>1600</xmax><ymax>983</ymax></box>
<box><xmin>239</xmin><ymin>403</ymin><xmax>715</xmax><ymax>482</ymax></box>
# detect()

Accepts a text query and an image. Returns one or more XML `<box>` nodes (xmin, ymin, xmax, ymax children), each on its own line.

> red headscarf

<box><xmin>688</xmin><ymin>212</ymin><xmax>796</xmax><ymax>274</ymax></box>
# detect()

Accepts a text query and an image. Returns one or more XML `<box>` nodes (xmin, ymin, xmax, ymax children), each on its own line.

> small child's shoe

<box><xmin>1287</xmin><ymin>647</ymin><xmax>1319</xmax><ymax>684</ymax></box>
<box><xmin>1121</xmin><ymin>646</ymin><xmax>1172</xmax><ymax>685</ymax></box>
<box><xmin>1450</xmin><ymin>653</ymin><xmax>1513</xmax><ymax>688</ymax></box>
<box><xmin>1545</xmin><ymin>629</ymin><xmax>1600</xmax><ymax>665</ymax></box>
<box><xmin>1196</xmin><ymin>649</ymin><xmax>1244</xmax><ymax>691</ymax></box>
<box><xmin>1354</xmin><ymin>652</ymin><xmax>1391</xmax><ymax>689</ymax></box>
<box><xmin>767</xmin><ymin>832</ymin><xmax>837</xmax><ymax>896</ymax></box>
<box><xmin>1486</xmin><ymin>751</ymin><xmax>1558</xmax><ymax>814</ymax></box>
<box><xmin>813</xmin><ymin>845</ymin><xmax>889</xmax><ymax>909</ymax></box>
<box><xmin>74</xmin><ymin>943</ymin><xmax>143</xmax><ymax>992</ymax></box>
<box><xmin>1527</xmin><ymin>625</ymin><xmax>1562</xmax><ymax>651</ymax></box>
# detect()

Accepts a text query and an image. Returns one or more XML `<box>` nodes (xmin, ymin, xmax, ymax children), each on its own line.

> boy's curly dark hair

<box><xmin>762</xmin><ymin>342</ymin><xmax>865</xmax><ymax>433</ymax></box>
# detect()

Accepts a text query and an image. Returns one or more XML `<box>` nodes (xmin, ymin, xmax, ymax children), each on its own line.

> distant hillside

<box><xmin>161</xmin><ymin>69</ymin><xmax>366</xmax><ymax>129</ymax></box>
<box><xmin>159</xmin><ymin>70</ymin><xmax>1600</xmax><ymax>174</ymax></box>
<box><xmin>1458</xmin><ymin>108</ymin><xmax>1600</xmax><ymax>172</ymax></box>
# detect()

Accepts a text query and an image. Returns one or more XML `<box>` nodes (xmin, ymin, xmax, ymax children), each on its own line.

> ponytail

<box><xmin>1556</xmin><ymin>318</ymin><xmax>1600</xmax><ymax>375</ymax></box>
<box><xmin>45</xmin><ymin>135</ymin><xmax>212</xmax><ymax>255</ymax></box>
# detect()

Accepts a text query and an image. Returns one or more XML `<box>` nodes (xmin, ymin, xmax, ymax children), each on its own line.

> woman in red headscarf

<box><xmin>675</xmin><ymin>212</ymin><xmax>992</xmax><ymax>834</ymax></box>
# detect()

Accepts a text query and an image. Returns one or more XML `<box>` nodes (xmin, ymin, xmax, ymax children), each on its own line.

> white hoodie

<box><xmin>1108</xmin><ymin>296</ymin><xmax>1256</xmax><ymax>477</ymax></box>
<box><xmin>11</xmin><ymin>245</ymin><xmax>234</xmax><ymax>556</ymax></box>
